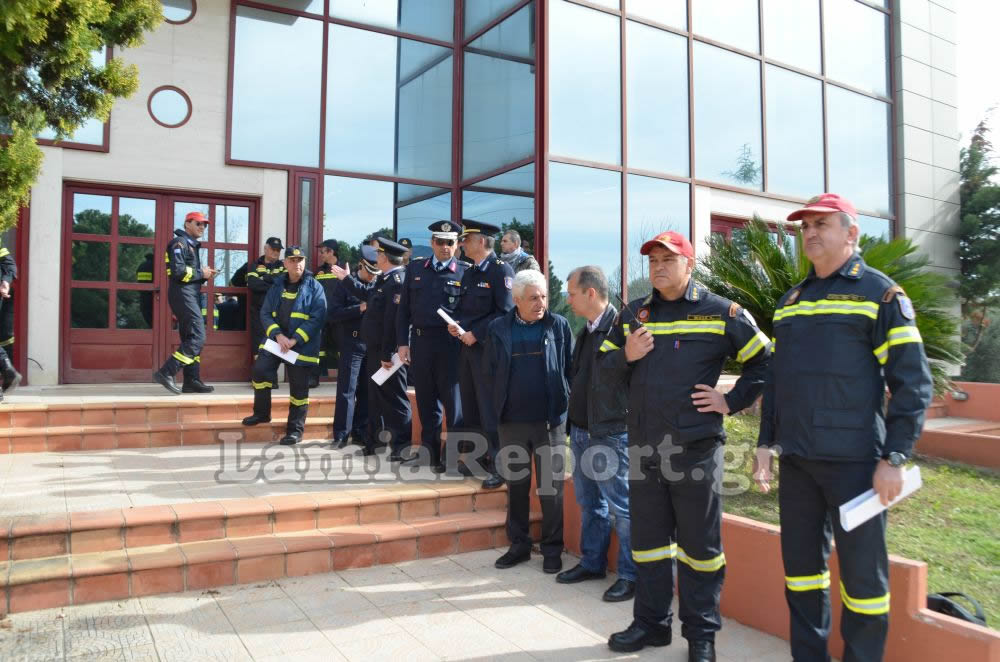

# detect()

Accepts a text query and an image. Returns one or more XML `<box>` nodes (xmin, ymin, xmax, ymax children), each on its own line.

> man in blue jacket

<box><xmin>241</xmin><ymin>246</ymin><xmax>327</xmax><ymax>446</ymax></box>
<box><xmin>486</xmin><ymin>269</ymin><xmax>573</xmax><ymax>575</ymax></box>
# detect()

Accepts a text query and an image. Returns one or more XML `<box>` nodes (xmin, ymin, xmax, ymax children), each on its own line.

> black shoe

<box><xmin>556</xmin><ymin>563</ymin><xmax>606</xmax><ymax>584</ymax></box>
<box><xmin>388</xmin><ymin>453</ymin><xmax>405</xmax><ymax>462</ymax></box>
<box><xmin>270</xmin><ymin>382</ymin><xmax>279</xmax><ymax>390</ymax></box>
<box><xmin>431</xmin><ymin>463</ymin><xmax>446</xmax><ymax>474</ymax></box>
<box><xmin>153</xmin><ymin>370</ymin><xmax>182</xmax><ymax>395</ymax></box>
<box><xmin>182</xmin><ymin>379</ymin><xmax>214</xmax><ymax>393</ymax></box>
<box><xmin>457</xmin><ymin>460</ymin><xmax>476</xmax><ymax>477</ymax></box>
<box><xmin>688</xmin><ymin>640</ymin><xmax>716</xmax><ymax>662</ymax></box>
<box><xmin>494</xmin><ymin>549</ymin><xmax>530</xmax><ymax>569</ymax></box>
<box><xmin>608</xmin><ymin>621</ymin><xmax>672</xmax><ymax>653</ymax></box>
<box><xmin>482</xmin><ymin>473</ymin><xmax>504</xmax><ymax>490</ymax></box>
<box><xmin>543</xmin><ymin>556</ymin><xmax>563</xmax><ymax>574</ymax></box>
<box><xmin>334</xmin><ymin>437</ymin><xmax>353</xmax><ymax>450</ymax></box>
<box><xmin>2</xmin><ymin>366</ymin><xmax>21</xmax><ymax>393</ymax></box>
<box><xmin>279</xmin><ymin>434</ymin><xmax>301</xmax><ymax>446</ymax></box>
<box><xmin>308</xmin><ymin>377</ymin><xmax>320</xmax><ymax>389</ymax></box>
<box><xmin>602</xmin><ymin>578</ymin><xmax>635</xmax><ymax>602</ymax></box>
<box><xmin>242</xmin><ymin>415</ymin><xmax>271</xmax><ymax>426</ymax></box>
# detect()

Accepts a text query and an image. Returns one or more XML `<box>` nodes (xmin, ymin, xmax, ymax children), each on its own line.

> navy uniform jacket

<box><xmin>260</xmin><ymin>271</ymin><xmax>327</xmax><ymax>367</ymax></box>
<box><xmin>454</xmin><ymin>256</ymin><xmax>514</xmax><ymax>343</ymax></box>
<box><xmin>246</xmin><ymin>256</ymin><xmax>285</xmax><ymax>308</ymax></box>
<box><xmin>599</xmin><ymin>279</ymin><xmax>771</xmax><ymax>446</ymax></box>
<box><xmin>328</xmin><ymin>274</ymin><xmax>365</xmax><ymax>341</ymax></box>
<box><xmin>314</xmin><ymin>263</ymin><xmax>340</xmax><ymax>320</ymax></box>
<box><xmin>758</xmin><ymin>254</ymin><xmax>932</xmax><ymax>461</ymax></box>
<box><xmin>395</xmin><ymin>256</ymin><xmax>468</xmax><ymax>347</ymax></box>
<box><xmin>164</xmin><ymin>230</ymin><xmax>206</xmax><ymax>292</ymax></box>
<box><xmin>380</xmin><ymin>267</ymin><xmax>407</xmax><ymax>362</ymax></box>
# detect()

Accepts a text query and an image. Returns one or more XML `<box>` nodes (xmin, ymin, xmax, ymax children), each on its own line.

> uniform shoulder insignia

<box><xmin>393</xmin><ymin>272</ymin><xmax>402</xmax><ymax>283</ymax></box>
<box><xmin>883</xmin><ymin>285</ymin><xmax>915</xmax><ymax>319</ymax></box>
<box><xmin>728</xmin><ymin>302</ymin><xmax>742</xmax><ymax>318</ymax></box>
<box><xmin>881</xmin><ymin>284</ymin><xmax>904</xmax><ymax>304</ymax></box>
<box><xmin>504</xmin><ymin>276</ymin><xmax>512</xmax><ymax>290</ymax></box>
<box><xmin>785</xmin><ymin>289</ymin><xmax>801</xmax><ymax>305</ymax></box>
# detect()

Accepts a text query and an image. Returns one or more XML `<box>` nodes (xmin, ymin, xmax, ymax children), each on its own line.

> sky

<box><xmin>957</xmin><ymin>0</ymin><xmax>1000</xmax><ymax>142</ymax></box>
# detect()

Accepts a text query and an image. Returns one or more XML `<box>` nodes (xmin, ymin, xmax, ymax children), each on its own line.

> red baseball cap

<box><xmin>184</xmin><ymin>211</ymin><xmax>210</xmax><ymax>224</ymax></box>
<box><xmin>786</xmin><ymin>193</ymin><xmax>856</xmax><ymax>221</ymax></box>
<box><xmin>640</xmin><ymin>231</ymin><xmax>695</xmax><ymax>258</ymax></box>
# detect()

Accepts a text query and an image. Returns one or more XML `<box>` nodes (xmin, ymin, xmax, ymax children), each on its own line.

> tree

<box><xmin>958</xmin><ymin>117</ymin><xmax>1000</xmax><ymax>351</ymax></box>
<box><xmin>960</xmin><ymin>310</ymin><xmax>1000</xmax><ymax>383</ymax></box>
<box><xmin>0</xmin><ymin>0</ymin><xmax>162</xmax><ymax>230</ymax></box>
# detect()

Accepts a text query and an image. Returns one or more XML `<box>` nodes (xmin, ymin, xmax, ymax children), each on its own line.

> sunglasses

<box><xmin>190</xmin><ymin>221</ymin><xmax>208</xmax><ymax>228</ymax></box>
<box><xmin>433</xmin><ymin>238</ymin><xmax>455</xmax><ymax>246</ymax></box>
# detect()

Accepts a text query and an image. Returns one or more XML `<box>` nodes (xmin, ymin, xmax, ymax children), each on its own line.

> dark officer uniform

<box><xmin>760</xmin><ymin>248</ymin><xmax>932</xmax><ymax>662</ymax></box>
<box><xmin>0</xmin><ymin>243</ymin><xmax>20</xmax><ymax>396</ymax></box>
<box><xmin>136</xmin><ymin>253</ymin><xmax>155</xmax><ymax>328</ymax></box>
<box><xmin>242</xmin><ymin>246</ymin><xmax>327</xmax><ymax>445</ymax></box>
<box><xmin>396</xmin><ymin>221</ymin><xmax>468</xmax><ymax>470</ymax></box>
<box><xmin>245</xmin><ymin>237</ymin><xmax>286</xmax><ymax>361</ymax></box>
<box><xmin>453</xmin><ymin>219</ymin><xmax>515</xmax><ymax>486</ymax></box>
<box><xmin>599</xmin><ymin>233</ymin><xmax>770</xmax><ymax>655</ymax></box>
<box><xmin>328</xmin><ymin>246</ymin><xmax>376</xmax><ymax>446</ymax></box>
<box><xmin>154</xmin><ymin>213</ymin><xmax>214</xmax><ymax>394</ymax></box>
<box><xmin>312</xmin><ymin>239</ymin><xmax>343</xmax><ymax>387</ymax></box>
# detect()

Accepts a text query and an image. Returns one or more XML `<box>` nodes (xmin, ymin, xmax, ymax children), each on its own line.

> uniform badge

<box><xmin>393</xmin><ymin>293</ymin><xmax>401</xmax><ymax>304</ymax></box>
<box><xmin>478</xmin><ymin>282</ymin><xmax>491</xmax><ymax>289</ymax></box>
<box><xmin>504</xmin><ymin>277</ymin><xmax>512</xmax><ymax>290</ymax></box>
<box><xmin>637</xmin><ymin>307</ymin><xmax>650</xmax><ymax>322</ymax></box>
<box><xmin>449</xmin><ymin>296</ymin><xmax>456</xmax><ymax>303</ymax></box>
<box><xmin>786</xmin><ymin>289</ymin><xmax>801</xmax><ymax>305</ymax></box>
<box><xmin>393</xmin><ymin>272</ymin><xmax>401</xmax><ymax>283</ymax></box>
<box><xmin>414</xmin><ymin>276</ymin><xmax>421</xmax><ymax>281</ymax></box>
<box><xmin>897</xmin><ymin>295</ymin><xmax>915</xmax><ymax>320</ymax></box>
<box><xmin>442</xmin><ymin>222</ymin><xmax>451</xmax><ymax>232</ymax></box>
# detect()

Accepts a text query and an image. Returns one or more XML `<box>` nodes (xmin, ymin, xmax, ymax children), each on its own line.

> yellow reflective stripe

<box><xmin>181</xmin><ymin>266</ymin><xmax>193</xmax><ymax>283</ymax></box>
<box><xmin>315</xmin><ymin>273</ymin><xmax>337</xmax><ymax>280</ymax></box>
<box><xmin>840</xmin><ymin>583</ymin><xmax>890</xmax><ymax>615</ymax></box>
<box><xmin>319</xmin><ymin>350</ymin><xmax>327</xmax><ymax>357</ymax></box>
<box><xmin>0</xmin><ymin>336</ymin><xmax>13</xmax><ymax>347</ymax></box>
<box><xmin>770</xmin><ymin>337</ymin><xmax>776</xmax><ymax>353</ymax></box>
<box><xmin>266</xmin><ymin>324</ymin><xmax>280</xmax><ymax>336</ymax></box>
<box><xmin>622</xmin><ymin>320</ymin><xmax>726</xmax><ymax>336</ymax></box>
<box><xmin>295</xmin><ymin>327</ymin><xmax>310</xmax><ymax>342</ymax></box>
<box><xmin>193</xmin><ymin>355</ymin><xmax>201</xmax><ymax>363</ymax></box>
<box><xmin>599</xmin><ymin>339</ymin><xmax>620</xmax><ymax>353</ymax></box>
<box><xmin>137</xmin><ymin>272</ymin><xmax>153</xmax><ymax>281</ymax></box>
<box><xmin>775</xmin><ymin>299</ymin><xmax>879</xmax><ymax>322</ymax></box>
<box><xmin>281</xmin><ymin>291</ymin><xmax>298</xmax><ymax>299</ymax></box>
<box><xmin>271</xmin><ymin>311</ymin><xmax>276</xmax><ymax>317</ymax></box>
<box><xmin>873</xmin><ymin>326</ymin><xmax>923</xmax><ymax>365</ymax></box>
<box><xmin>251</xmin><ymin>381</ymin><xmax>272</xmax><ymax>390</ymax></box>
<box><xmin>0</xmin><ymin>248</ymin><xmax>9</xmax><ymax>258</ymax></box>
<box><xmin>200</xmin><ymin>308</ymin><xmax>207</xmax><ymax>315</ymax></box>
<box><xmin>246</xmin><ymin>271</ymin><xmax>261</xmax><ymax>279</ymax></box>
<box><xmin>677</xmin><ymin>548</ymin><xmax>726</xmax><ymax>573</ymax></box>
<box><xmin>632</xmin><ymin>543</ymin><xmax>677</xmax><ymax>563</ymax></box>
<box><xmin>785</xmin><ymin>571</ymin><xmax>831</xmax><ymax>592</ymax></box>
<box><xmin>737</xmin><ymin>330</ymin><xmax>770</xmax><ymax>363</ymax></box>
<box><xmin>289</xmin><ymin>396</ymin><xmax>309</xmax><ymax>407</ymax></box>
<box><xmin>172</xmin><ymin>351</ymin><xmax>194</xmax><ymax>365</ymax></box>
<box><xmin>290</xmin><ymin>312</ymin><xmax>310</xmax><ymax>320</ymax></box>
<box><xmin>297</xmin><ymin>354</ymin><xmax>320</xmax><ymax>364</ymax></box>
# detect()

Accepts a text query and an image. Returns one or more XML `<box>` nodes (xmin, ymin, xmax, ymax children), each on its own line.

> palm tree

<box><xmin>694</xmin><ymin>216</ymin><xmax>963</xmax><ymax>394</ymax></box>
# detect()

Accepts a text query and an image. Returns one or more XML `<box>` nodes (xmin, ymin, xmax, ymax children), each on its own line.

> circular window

<box><xmin>162</xmin><ymin>0</ymin><xmax>196</xmax><ymax>25</ymax></box>
<box><xmin>148</xmin><ymin>86</ymin><xmax>192</xmax><ymax>128</ymax></box>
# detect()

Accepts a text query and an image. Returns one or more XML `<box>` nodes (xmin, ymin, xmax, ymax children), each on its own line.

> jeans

<box><xmin>569</xmin><ymin>425</ymin><xmax>635</xmax><ymax>581</ymax></box>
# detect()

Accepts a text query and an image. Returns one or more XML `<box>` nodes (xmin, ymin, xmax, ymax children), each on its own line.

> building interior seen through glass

<box><xmin>227</xmin><ymin>0</ymin><xmax>893</xmax><ymax>306</ymax></box>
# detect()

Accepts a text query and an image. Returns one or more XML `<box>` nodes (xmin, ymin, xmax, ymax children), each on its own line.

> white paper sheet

<box><xmin>838</xmin><ymin>465</ymin><xmax>922</xmax><ymax>532</ymax></box>
<box><xmin>437</xmin><ymin>307</ymin><xmax>466</xmax><ymax>336</ymax></box>
<box><xmin>263</xmin><ymin>338</ymin><xmax>299</xmax><ymax>365</ymax></box>
<box><xmin>371</xmin><ymin>352</ymin><xmax>403</xmax><ymax>385</ymax></box>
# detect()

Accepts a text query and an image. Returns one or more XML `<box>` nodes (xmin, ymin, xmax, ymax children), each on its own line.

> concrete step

<box><xmin>917</xmin><ymin>416</ymin><xmax>1000</xmax><ymax>469</ymax></box>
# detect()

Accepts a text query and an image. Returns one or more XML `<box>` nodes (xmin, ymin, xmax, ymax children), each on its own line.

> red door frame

<box><xmin>8</xmin><ymin>206</ymin><xmax>30</xmax><ymax>382</ymax></box>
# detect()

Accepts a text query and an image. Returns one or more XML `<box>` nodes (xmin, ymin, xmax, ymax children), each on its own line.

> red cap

<box><xmin>640</xmin><ymin>231</ymin><xmax>694</xmax><ymax>258</ymax></box>
<box><xmin>184</xmin><ymin>211</ymin><xmax>210</xmax><ymax>224</ymax></box>
<box><xmin>786</xmin><ymin>193</ymin><xmax>856</xmax><ymax>222</ymax></box>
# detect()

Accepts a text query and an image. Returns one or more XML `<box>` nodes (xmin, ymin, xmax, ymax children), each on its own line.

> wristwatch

<box><xmin>883</xmin><ymin>451</ymin><xmax>907</xmax><ymax>467</ymax></box>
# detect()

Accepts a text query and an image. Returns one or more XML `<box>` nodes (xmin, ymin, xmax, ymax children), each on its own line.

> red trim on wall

<box><xmin>163</xmin><ymin>0</ymin><xmax>198</xmax><ymax>25</ymax></box>
<box><xmin>147</xmin><ymin>85</ymin><xmax>193</xmax><ymax>129</ymax></box>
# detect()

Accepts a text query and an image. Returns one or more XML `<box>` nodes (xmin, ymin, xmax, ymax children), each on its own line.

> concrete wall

<box><xmin>26</xmin><ymin>0</ymin><xmax>288</xmax><ymax>385</ymax></box>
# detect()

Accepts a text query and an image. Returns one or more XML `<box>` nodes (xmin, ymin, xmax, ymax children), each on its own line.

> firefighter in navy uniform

<box><xmin>753</xmin><ymin>194</ymin><xmax>933</xmax><ymax>662</ymax></box>
<box><xmin>374</xmin><ymin>237</ymin><xmax>413</xmax><ymax>461</ymax></box>
<box><xmin>447</xmin><ymin>219</ymin><xmax>515</xmax><ymax>489</ymax></box>
<box><xmin>245</xmin><ymin>237</ymin><xmax>285</xmax><ymax>362</ymax></box>
<box><xmin>599</xmin><ymin>231</ymin><xmax>771</xmax><ymax>662</ymax></box>
<box><xmin>0</xmin><ymin>242</ymin><xmax>21</xmax><ymax>399</ymax></box>
<box><xmin>136</xmin><ymin>253</ymin><xmax>155</xmax><ymax>328</ymax></box>
<box><xmin>396</xmin><ymin>221</ymin><xmax>468</xmax><ymax>473</ymax></box>
<box><xmin>153</xmin><ymin>211</ymin><xmax>218</xmax><ymax>395</ymax></box>
<box><xmin>241</xmin><ymin>246</ymin><xmax>327</xmax><ymax>445</ymax></box>
<box><xmin>312</xmin><ymin>239</ymin><xmax>342</xmax><ymax>388</ymax></box>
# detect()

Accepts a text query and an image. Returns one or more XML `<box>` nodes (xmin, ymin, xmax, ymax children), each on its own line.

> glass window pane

<box><xmin>71</xmin><ymin>289</ymin><xmax>109</xmax><ymax>328</ymax></box>
<box><xmin>469</xmin><ymin>163</ymin><xmax>534</xmax><ymax>193</ymax></box>
<box><xmin>548</xmin><ymin>163</ymin><xmax>621</xmax><ymax>331</ymax></box>
<box><xmin>626</xmin><ymin>21</ymin><xmax>688</xmax><ymax>176</ymax></box>
<box><xmin>215</xmin><ymin>293</ymin><xmax>248</xmax><ymax>331</ymax></box>
<box><xmin>323</xmin><ymin>175</ymin><xmax>396</xmax><ymax>266</ymax></box>
<box><xmin>162</xmin><ymin>0</ymin><xmax>193</xmax><ymax>22</ymax></box>
<box><xmin>824</xmin><ymin>0</ymin><xmax>888</xmax><ymax>97</ymax></box>
<box><xmin>465</xmin><ymin>0</ymin><xmax>523</xmax><ymax>37</ymax></box>
<box><xmin>231</xmin><ymin>6</ymin><xmax>322</xmax><ymax>167</ymax></box>
<box><xmin>299</xmin><ymin>179</ymin><xmax>314</xmax><ymax>255</ymax></box>
<box><xmin>765</xmin><ymin>65</ymin><xmax>824</xmax><ymax>199</ymax></box>
<box><xmin>116</xmin><ymin>291</ymin><xmax>151</xmax><ymax>330</ymax></box>
<box><xmin>762</xmin><ymin>0</ymin><xmax>820</xmax><ymax>73</ymax></box>
<box><xmin>692</xmin><ymin>0</ymin><xmax>759</xmax><ymax>53</ymax></box>
<box><xmin>118</xmin><ymin>244</ymin><xmax>154</xmax><ymax>282</ymax></box>
<box><xmin>626</xmin><ymin>0</ymin><xmax>686</xmax><ymax>29</ymax></box>
<box><xmin>326</xmin><ymin>25</ymin><xmax>452</xmax><ymax>182</ymax></box>
<box><xmin>859</xmin><ymin>215</ymin><xmax>891</xmax><ymax>241</ymax></box>
<box><xmin>118</xmin><ymin>197</ymin><xmax>156</xmax><ymax>238</ymax></box>
<box><xmin>587</xmin><ymin>0</ymin><xmax>620</xmax><ymax>9</ymax></box>
<box><xmin>72</xmin><ymin>241</ymin><xmax>110</xmax><ymax>281</ymax></box>
<box><xmin>462</xmin><ymin>191</ymin><xmax>535</xmax><ymax>253</ymax></box>
<box><xmin>214</xmin><ymin>205</ymin><xmax>250</xmax><ymax>244</ymax></box>
<box><xmin>827</xmin><ymin>86</ymin><xmax>891</xmax><ymax>216</ymax></box>
<box><xmin>627</xmin><ymin>174</ymin><xmax>689</xmax><ymax>300</ymax></box>
<box><xmin>72</xmin><ymin>194</ymin><xmax>112</xmax><ymax>234</ymax></box>
<box><xmin>469</xmin><ymin>2</ymin><xmax>534</xmax><ymax>59</ymax></box>
<box><xmin>550</xmin><ymin>0</ymin><xmax>621</xmax><ymax>165</ymax></box>
<box><xmin>173</xmin><ymin>201</ymin><xmax>209</xmax><ymax>231</ymax></box>
<box><xmin>398</xmin><ymin>190</ymin><xmax>453</xmax><ymax>260</ymax></box>
<box><xmin>149</xmin><ymin>88</ymin><xmax>190</xmax><ymax>127</ymax></box>
<box><xmin>694</xmin><ymin>42</ymin><xmax>762</xmax><ymax>189</ymax></box>
<box><xmin>255</xmin><ymin>0</ymin><xmax>323</xmax><ymax>14</ymax></box>
<box><xmin>36</xmin><ymin>50</ymin><xmax>107</xmax><ymax>145</ymax></box>
<box><xmin>331</xmin><ymin>0</ymin><xmax>453</xmax><ymax>41</ymax></box>
<box><xmin>213</xmin><ymin>250</ymin><xmax>249</xmax><ymax>287</ymax></box>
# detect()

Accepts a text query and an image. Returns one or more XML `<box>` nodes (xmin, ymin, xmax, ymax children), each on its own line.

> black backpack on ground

<box><xmin>926</xmin><ymin>592</ymin><xmax>987</xmax><ymax>627</ymax></box>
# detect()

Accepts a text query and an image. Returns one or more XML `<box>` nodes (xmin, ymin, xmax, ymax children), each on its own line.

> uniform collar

<box><xmin>384</xmin><ymin>265</ymin><xmax>404</xmax><ymax>276</ymax></box>
<box><xmin>806</xmin><ymin>253</ymin><xmax>866</xmax><ymax>281</ymax></box>
<box><xmin>683</xmin><ymin>279</ymin><xmax>703</xmax><ymax>302</ymax></box>
<box><xmin>427</xmin><ymin>256</ymin><xmax>455</xmax><ymax>271</ymax></box>
<box><xmin>174</xmin><ymin>229</ymin><xmax>199</xmax><ymax>247</ymax></box>
<box><xmin>476</xmin><ymin>255</ymin><xmax>491</xmax><ymax>271</ymax></box>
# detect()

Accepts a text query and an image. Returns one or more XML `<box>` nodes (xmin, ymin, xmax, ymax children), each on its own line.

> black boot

<box><xmin>153</xmin><ymin>370</ymin><xmax>182</xmax><ymax>395</ymax></box>
<box><xmin>688</xmin><ymin>640</ymin><xmax>716</xmax><ymax>662</ymax></box>
<box><xmin>608</xmin><ymin>621</ymin><xmax>671</xmax><ymax>653</ymax></box>
<box><xmin>308</xmin><ymin>376</ymin><xmax>320</xmax><ymax>389</ymax></box>
<box><xmin>242</xmin><ymin>415</ymin><xmax>271</xmax><ymax>426</ymax></box>
<box><xmin>279</xmin><ymin>433</ymin><xmax>301</xmax><ymax>445</ymax></box>
<box><xmin>0</xmin><ymin>355</ymin><xmax>20</xmax><ymax>393</ymax></box>
<box><xmin>182</xmin><ymin>379</ymin><xmax>215</xmax><ymax>393</ymax></box>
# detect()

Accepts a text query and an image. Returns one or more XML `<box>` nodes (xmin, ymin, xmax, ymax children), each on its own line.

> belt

<box><xmin>352</xmin><ymin>330</ymin><xmax>359</xmax><ymax>337</ymax></box>
<box><xmin>413</xmin><ymin>327</ymin><xmax>449</xmax><ymax>337</ymax></box>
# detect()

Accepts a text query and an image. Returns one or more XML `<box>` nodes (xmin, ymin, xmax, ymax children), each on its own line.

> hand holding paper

<box><xmin>263</xmin><ymin>338</ymin><xmax>299</xmax><ymax>365</ymax></box>
<box><xmin>372</xmin><ymin>353</ymin><xmax>404</xmax><ymax>385</ymax></box>
<box><xmin>839</xmin><ymin>465</ymin><xmax>922</xmax><ymax>532</ymax></box>
<box><xmin>438</xmin><ymin>308</ymin><xmax>465</xmax><ymax>336</ymax></box>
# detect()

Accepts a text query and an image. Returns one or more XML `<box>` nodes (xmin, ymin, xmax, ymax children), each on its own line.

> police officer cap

<box><xmin>399</xmin><ymin>238</ymin><xmax>413</xmax><ymax>250</ymax></box>
<box><xmin>376</xmin><ymin>237</ymin><xmax>408</xmax><ymax>257</ymax></box>
<box><xmin>360</xmin><ymin>245</ymin><xmax>381</xmax><ymax>274</ymax></box>
<box><xmin>284</xmin><ymin>245</ymin><xmax>306</xmax><ymax>260</ymax></box>
<box><xmin>265</xmin><ymin>236</ymin><xmax>283</xmax><ymax>250</ymax></box>
<box><xmin>459</xmin><ymin>218</ymin><xmax>501</xmax><ymax>238</ymax></box>
<box><xmin>428</xmin><ymin>220</ymin><xmax>461</xmax><ymax>239</ymax></box>
<box><xmin>316</xmin><ymin>239</ymin><xmax>339</xmax><ymax>253</ymax></box>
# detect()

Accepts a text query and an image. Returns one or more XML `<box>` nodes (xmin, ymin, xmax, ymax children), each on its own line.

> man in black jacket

<box><xmin>557</xmin><ymin>265</ymin><xmax>635</xmax><ymax>603</ymax></box>
<box><xmin>245</xmin><ymin>237</ymin><xmax>285</xmax><ymax>362</ymax></box>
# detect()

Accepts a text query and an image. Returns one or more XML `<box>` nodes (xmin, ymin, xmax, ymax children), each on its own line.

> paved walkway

<box><xmin>0</xmin><ymin>550</ymin><xmax>788</xmax><ymax>662</ymax></box>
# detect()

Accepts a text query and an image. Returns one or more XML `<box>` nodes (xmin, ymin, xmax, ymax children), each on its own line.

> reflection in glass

<box><xmin>859</xmin><ymin>215</ymin><xmax>891</xmax><ymax>241</ymax></box>
<box><xmin>694</xmin><ymin>42</ymin><xmax>761</xmax><ymax>189</ymax></box>
<box><xmin>692</xmin><ymin>0</ymin><xmax>759</xmax><ymax>53</ymax></box>
<box><xmin>331</xmin><ymin>0</ymin><xmax>453</xmax><ymax>42</ymax></box>
<box><xmin>469</xmin><ymin>2</ymin><xmax>534</xmax><ymax>59</ymax></box>
<box><xmin>827</xmin><ymin>86</ymin><xmax>891</xmax><ymax>216</ymax></box>
<box><xmin>37</xmin><ymin>50</ymin><xmax>107</xmax><ymax>145</ymax></box>
<box><xmin>214</xmin><ymin>205</ymin><xmax>250</xmax><ymax>244</ymax></box>
<box><xmin>765</xmin><ymin>65</ymin><xmax>823</xmax><ymax>199</ymax></box>
<box><xmin>627</xmin><ymin>174</ymin><xmax>689</xmax><ymax>300</ymax></box>
<box><xmin>162</xmin><ymin>0</ymin><xmax>194</xmax><ymax>22</ymax></box>
<box><xmin>626</xmin><ymin>21</ymin><xmax>688</xmax><ymax>176</ymax></box>
<box><xmin>72</xmin><ymin>194</ymin><xmax>112</xmax><ymax>234</ymax></box>
<box><xmin>117</xmin><ymin>291</ymin><xmax>151</xmax><ymax>330</ymax></box>
<box><xmin>71</xmin><ymin>288</ymin><xmax>109</xmax><ymax>328</ymax></box>
<box><xmin>299</xmin><ymin>179</ymin><xmax>314</xmax><ymax>255</ymax></box>
<box><xmin>256</xmin><ymin>0</ymin><xmax>323</xmax><ymax>13</ymax></box>
<box><xmin>326</xmin><ymin>25</ymin><xmax>452</xmax><ymax>182</ymax></box>
<box><xmin>398</xmin><ymin>191</ymin><xmax>452</xmax><ymax>260</ymax></box>
<box><xmin>548</xmin><ymin>163</ymin><xmax>621</xmax><ymax>332</ymax></box>
<box><xmin>465</xmin><ymin>0</ymin><xmax>523</xmax><ymax>37</ymax></box>
<box><xmin>118</xmin><ymin>244</ymin><xmax>154</xmax><ymax>282</ymax></box>
<box><xmin>117</xmin><ymin>198</ymin><xmax>156</xmax><ymax>237</ymax></box>
<box><xmin>231</xmin><ymin>6</ymin><xmax>322</xmax><ymax>166</ymax></box>
<box><xmin>173</xmin><ymin>202</ymin><xmax>210</xmax><ymax>231</ymax></box>
<box><xmin>627</xmin><ymin>0</ymin><xmax>686</xmax><ymax>29</ymax></box>
<box><xmin>323</xmin><ymin>175</ymin><xmax>395</xmax><ymax>266</ymax></box>
<box><xmin>72</xmin><ymin>241</ymin><xmax>110</xmax><ymax>281</ymax></box>
<box><xmin>824</xmin><ymin>0</ymin><xmax>888</xmax><ymax>97</ymax></box>
<box><xmin>469</xmin><ymin>163</ymin><xmax>534</xmax><ymax>193</ymax></box>
<box><xmin>462</xmin><ymin>191</ymin><xmax>535</xmax><ymax>248</ymax></box>
<box><xmin>214</xmin><ymin>250</ymin><xmax>249</xmax><ymax>287</ymax></box>
<box><xmin>550</xmin><ymin>0</ymin><xmax>620</xmax><ymax>165</ymax></box>
<box><xmin>762</xmin><ymin>0</ymin><xmax>820</xmax><ymax>73</ymax></box>
<box><xmin>149</xmin><ymin>88</ymin><xmax>190</xmax><ymax>126</ymax></box>
<box><xmin>214</xmin><ymin>293</ymin><xmax>248</xmax><ymax>331</ymax></box>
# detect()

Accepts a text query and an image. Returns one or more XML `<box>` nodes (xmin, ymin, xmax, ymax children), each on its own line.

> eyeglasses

<box><xmin>190</xmin><ymin>222</ymin><xmax>208</xmax><ymax>228</ymax></box>
<box><xmin>433</xmin><ymin>238</ymin><xmax>455</xmax><ymax>246</ymax></box>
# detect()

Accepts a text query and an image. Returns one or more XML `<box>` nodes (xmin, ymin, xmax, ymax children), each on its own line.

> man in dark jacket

<box><xmin>245</xmin><ymin>237</ymin><xmax>285</xmax><ymax>361</ymax></box>
<box><xmin>557</xmin><ymin>265</ymin><xmax>635</xmax><ymax>603</ymax></box>
<box><xmin>486</xmin><ymin>269</ymin><xmax>572</xmax><ymax>575</ymax></box>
